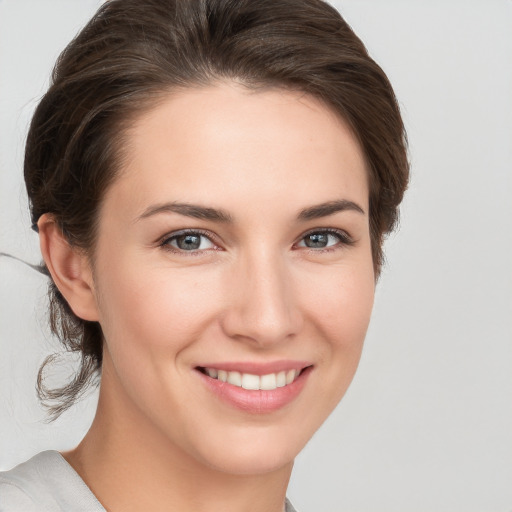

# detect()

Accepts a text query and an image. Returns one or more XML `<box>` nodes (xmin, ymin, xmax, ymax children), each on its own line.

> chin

<box><xmin>185</xmin><ymin>423</ymin><xmax>309</xmax><ymax>476</ymax></box>
<box><xmin>202</xmin><ymin>444</ymin><xmax>297</xmax><ymax>477</ymax></box>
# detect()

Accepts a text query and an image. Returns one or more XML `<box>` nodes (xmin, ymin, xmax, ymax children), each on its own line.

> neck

<box><xmin>63</xmin><ymin>358</ymin><xmax>293</xmax><ymax>512</ymax></box>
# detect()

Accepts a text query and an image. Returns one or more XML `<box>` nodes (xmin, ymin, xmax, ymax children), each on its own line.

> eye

<box><xmin>296</xmin><ymin>229</ymin><xmax>352</xmax><ymax>250</ymax></box>
<box><xmin>161</xmin><ymin>230</ymin><xmax>216</xmax><ymax>252</ymax></box>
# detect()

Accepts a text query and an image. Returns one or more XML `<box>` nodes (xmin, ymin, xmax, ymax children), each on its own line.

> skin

<box><xmin>39</xmin><ymin>83</ymin><xmax>375</xmax><ymax>512</ymax></box>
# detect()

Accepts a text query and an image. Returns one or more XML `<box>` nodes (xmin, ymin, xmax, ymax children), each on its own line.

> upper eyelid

<box><xmin>161</xmin><ymin>228</ymin><xmax>215</xmax><ymax>240</ymax></box>
<box><xmin>295</xmin><ymin>227</ymin><xmax>353</xmax><ymax>243</ymax></box>
<box><xmin>159</xmin><ymin>228</ymin><xmax>219</xmax><ymax>247</ymax></box>
<box><xmin>300</xmin><ymin>227</ymin><xmax>349</xmax><ymax>236</ymax></box>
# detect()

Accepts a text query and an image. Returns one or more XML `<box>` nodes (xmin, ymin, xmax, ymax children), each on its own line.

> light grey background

<box><xmin>1</xmin><ymin>1</ymin><xmax>511</xmax><ymax>511</ymax></box>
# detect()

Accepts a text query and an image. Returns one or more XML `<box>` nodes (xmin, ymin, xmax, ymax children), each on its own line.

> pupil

<box><xmin>177</xmin><ymin>234</ymin><xmax>201</xmax><ymax>250</ymax></box>
<box><xmin>306</xmin><ymin>233</ymin><xmax>328</xmax><ymax>248</ymax></box>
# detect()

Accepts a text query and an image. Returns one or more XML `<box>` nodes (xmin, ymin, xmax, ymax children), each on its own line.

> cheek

<box><xmin>92</xmin><ymin>260</ymin><xmax>226</xmax><ymax>418</ymax></box>
<box><xmin>302</xmin><ymin>261</ymin><xmax>375</xmax><ymax>348</ymax></box>
<box><xmin>95</xmin><ymin>259</ymin><xmax>223</xmax><ymax>356</ymax></box>
<box><xmin>299</xmin><ymin>257</ymin><xmax>375</xmax><ymax>399</ymax></box>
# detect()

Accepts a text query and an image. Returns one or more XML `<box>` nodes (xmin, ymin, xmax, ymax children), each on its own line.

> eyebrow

<box><xmin>136</xmin><ymin>198</ymin><xmax>365</xmax><ymax>223</ymax></box>
<box><xmin>297</xmin><ymin>199</ymin><xmax>365</xmax><ymax>220</ymax></box>
<box><xmin>137</xmin><ymin>202</ymin><xmax>233</xmax><ymax>222</ymax></box>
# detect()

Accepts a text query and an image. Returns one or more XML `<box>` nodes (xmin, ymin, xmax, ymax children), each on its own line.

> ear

<box><xmin>38</xmin><ymin>214</ymin><xmax>99</xmax><ymax>322</ymax></box>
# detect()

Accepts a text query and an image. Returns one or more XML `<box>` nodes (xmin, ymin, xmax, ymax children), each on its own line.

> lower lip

<box><xmin>197</xmin><ymin>367</ymin><xmax>312</xmax><ymax>414</ymax></box>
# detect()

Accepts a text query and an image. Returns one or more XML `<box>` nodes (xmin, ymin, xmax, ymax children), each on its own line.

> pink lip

<box><xmin>196</xmin><ymin>363</ymin><xmax>313</xmax><ymax>414</ymax></box>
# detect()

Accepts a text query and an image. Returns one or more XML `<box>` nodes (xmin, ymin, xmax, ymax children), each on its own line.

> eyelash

<box><xmin>295</xmin><ymin>228</ymin><xmax>355</xmax><ymax>253</ymax></box>
<box><xmin>159</xmin><ymin>229</ymin><xmax>218</xmax><ymax>256</ymax></box>
<box><xmin>158</xmin><ymin>228</ymin><xmax>354</xmax><ymax>255</ymax></box>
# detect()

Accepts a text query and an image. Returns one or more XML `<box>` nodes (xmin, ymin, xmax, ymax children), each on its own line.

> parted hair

<box><xmin>25</xmin><ymin>0</ymin><xmax>409</xmax><ymax>418</ymax></box>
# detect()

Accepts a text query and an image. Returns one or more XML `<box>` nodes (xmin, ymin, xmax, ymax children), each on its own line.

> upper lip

<box><xmin>195</xmin><ymin>360</ymin><xmax>313</xmax><ymax>375</ymax></box>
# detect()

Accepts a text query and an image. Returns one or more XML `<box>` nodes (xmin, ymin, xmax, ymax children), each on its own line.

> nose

<box><xmin>220</xmin><ymin>250</ymin><xmax>303</xmax><ymax>347</ymax></box>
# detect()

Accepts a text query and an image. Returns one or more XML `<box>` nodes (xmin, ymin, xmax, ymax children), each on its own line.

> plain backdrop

<box><xmin>1</xmin><ymin>1</ymin><xmax>511</xmax><ymax>511</ymax></box>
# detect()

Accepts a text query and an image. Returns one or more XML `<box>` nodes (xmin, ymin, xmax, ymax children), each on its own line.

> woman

<box><xmin>0</xmin><ymin>0</ymin><xmax>408</xmax><ymax>510</ymax></box>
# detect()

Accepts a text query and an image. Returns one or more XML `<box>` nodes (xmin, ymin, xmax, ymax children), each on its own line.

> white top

<box><xmin>0</xmin><ymin>451</ymin><xmax>298</xmax><ymax>511</ymax></box>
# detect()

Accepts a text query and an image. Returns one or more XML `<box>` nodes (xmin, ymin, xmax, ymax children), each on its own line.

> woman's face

<box><xmin>89</xmin><ymin>83</ymin><xmax>375</xmax><ymax>475</ymax></box>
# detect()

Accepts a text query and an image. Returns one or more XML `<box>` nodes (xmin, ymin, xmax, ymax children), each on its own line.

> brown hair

<box><xmin>25</xmin><ymin>0</ymin><xmax>409</xmax><ymax>418</ymax></box>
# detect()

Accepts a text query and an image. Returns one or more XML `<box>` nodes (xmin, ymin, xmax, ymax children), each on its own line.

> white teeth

<box><xmin>286</xmin><ymin>369</ymin><xmax>297</xmax><ymax>385</ymax></box>
<box><xmin>276</xmin><ymin>371</ymin><xmax>286</xmax><ymax>388</ymax></box>
<box><xmin>203</xmin><ymin>367</ymin><xmax>300</xmax><ymax>390</ymax></box>
<box><xmin>241</xmin><ymin>373</ymin><xmax>260</xmax><ymax>390</ymax></box>
<box><xmin>260</xmin><ymin>373</ymin><xmax>277</xmax><ymax>390</ymax></box>
<box><xmin>227</xmin><ymin>371</ymin><xmax>242</xmax><ymax>387</ymax></box>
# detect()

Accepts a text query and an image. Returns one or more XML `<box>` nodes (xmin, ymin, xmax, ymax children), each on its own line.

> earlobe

<box><xmin>38</xmin><ymin>214</ymin><xmax>99</xmax><ymax>322</ymax></box>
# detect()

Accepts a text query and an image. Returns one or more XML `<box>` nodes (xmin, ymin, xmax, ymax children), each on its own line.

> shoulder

<box><xmin>0</xmin><ymin>451</ymin><xmax>104</xmax><ymax>512</ymax></box>
<box><xmin>0</xmin><ymin>478</ymin><xmax>39</xmax><ymax>512</ymax></box>
<box><xmin>285</xmin><ymin>497</ymin><xmax>300</xmax><ymax>512</ymax></box>
<box><xmin>0</xmin><ymin>451</ymin><xmax>55</xmax><ymax>511</ymax></box>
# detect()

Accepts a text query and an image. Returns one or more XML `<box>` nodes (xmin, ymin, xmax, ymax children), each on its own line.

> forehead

<box><xmin>104</xmin><ymin>83</ymin><xmax>369</xmax><ymax>219</ymax></box>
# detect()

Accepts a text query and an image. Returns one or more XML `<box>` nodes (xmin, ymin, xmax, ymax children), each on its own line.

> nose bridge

<box><xmin>222</xmin><ymin>246</ymin><xmax>301</xmax><ymax>346</ymax></box>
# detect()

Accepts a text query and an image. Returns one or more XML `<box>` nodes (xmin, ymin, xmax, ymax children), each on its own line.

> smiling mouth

<box><xmin>197</xmin><ymin>367</ymin><xmax>310</xmax><ymax>391</ymax></box>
